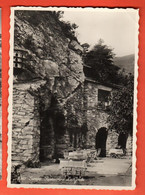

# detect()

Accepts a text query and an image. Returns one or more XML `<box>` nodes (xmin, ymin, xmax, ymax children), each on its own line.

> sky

<box><xmin>62</xmin><ymin>9</ymin><xmax>138</xmax><ymax>57</ymax></box>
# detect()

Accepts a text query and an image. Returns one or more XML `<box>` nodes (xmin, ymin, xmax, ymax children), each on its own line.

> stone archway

<box><xmin>39</xmin><ymin>94</ymin><xmax>66</xmax><ymax>162</ymax></box>
<box><xmin>95</xmin><ymin>127</ymin><xmax>108</xmax><ymax>157</ymax></box>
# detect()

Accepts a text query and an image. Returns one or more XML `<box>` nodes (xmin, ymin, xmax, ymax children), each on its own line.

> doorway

<box><xmin>39</xmin><ymin>95</ymin><xmax>66</xmax><ymax>162</ymax></box>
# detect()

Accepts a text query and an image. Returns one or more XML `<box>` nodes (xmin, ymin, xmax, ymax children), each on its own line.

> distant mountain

<box><xmin>114</xmin><ymin>54</ymin><xmax>135</xmax><ymax>74</ymax></box>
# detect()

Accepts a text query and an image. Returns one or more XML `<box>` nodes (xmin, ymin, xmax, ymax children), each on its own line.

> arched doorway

<box><xmin>39</xmin><ymin>95</ymin><xmax>66</xmax><ymax>162</ymax></box>
<box><xmin>95</xmin><ymin>127</ymin><xmax>108</xmax><ymax>157</ymax></box>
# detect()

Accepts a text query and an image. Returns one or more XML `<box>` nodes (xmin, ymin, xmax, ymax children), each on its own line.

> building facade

<box><xmin>12</xmin><ymin>72</ymin><xmax>132</xmax><ymax>168</ymax></box>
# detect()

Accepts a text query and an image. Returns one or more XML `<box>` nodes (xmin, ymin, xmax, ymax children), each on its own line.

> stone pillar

<box><xmin>12</xmin><ymin>84</ymin><xmax>40</xmax><ymax>167</ymax></box>
<box><xmin>106</xmin><ymin>130</ymin><xmax>119</xmax><ymax>155</ymax></box>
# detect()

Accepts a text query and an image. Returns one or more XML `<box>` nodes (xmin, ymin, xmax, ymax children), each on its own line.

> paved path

<box><xmin>20</xmin><ymin>158</ymin><xmax>132</xmax><ymax>186</ymax></box>
<box><xmin>87</xmin><ymin>158</ymin><xmax>131</xmax><ymax>175</ymax></box>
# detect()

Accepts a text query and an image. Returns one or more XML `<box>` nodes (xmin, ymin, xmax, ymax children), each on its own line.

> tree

<box><xmin>52</xmin><ymin>11</ymin><xmax>79</xmax><ymax>41</ymax></box>
<box><xmin>84</xmin><ymin>39</ymin><xmax>120</xmax><ymax>84</ymax></box>
<box><xmin>108</xmin><ymin>73</ymin><xmax>134</xmax><ymax>135</ymax></box>
<box><xmin>59</xmin><ymin>21</ymin><xmax>78</xmax><ymax>41</ymax></box>
<box><xmin>52</xmin><ymin>11</ymin><xmax>64</xmax><ymax>20</ymax></box>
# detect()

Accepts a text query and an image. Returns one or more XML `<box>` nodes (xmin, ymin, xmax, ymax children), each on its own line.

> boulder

<box><xmin>69</xmin><ymin>40</ymin><xmax>84</xmax><ymax>55</ymax></box>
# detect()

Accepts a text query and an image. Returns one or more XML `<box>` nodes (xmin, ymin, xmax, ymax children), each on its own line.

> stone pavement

<box><xmin>87</xmin><ymin>158</ymin><xmax>131</xmax><ymax>175</ymax></box>
<box><xmin>20</xmin><ymin>157</ymin><xmax>132</xmax><ymax>186</ymax></box>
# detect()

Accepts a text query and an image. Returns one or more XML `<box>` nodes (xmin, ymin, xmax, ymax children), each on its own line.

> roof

<box><xmin>85</xmin><ymin>77</ymin><xmax>122</xmax><ymax>89</ymax></box>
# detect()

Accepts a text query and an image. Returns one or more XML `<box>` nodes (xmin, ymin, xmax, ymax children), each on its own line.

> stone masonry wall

<box><xmin>126</xmin><ymin>135</ymin><xmax>133</xmax><ymax>156</ymax></box>
<box><xmin>12</xmin><ymin>83</ymin><xmax>40</xmax><ymax>167</ymax></box>
<box><xmin>107</xmin><ymin>131</ymin><xmax>133</xmax><ymax>156</ymax></box>
<box><xmin>84</xmin><ymin>81</ymin><xmax>132</xmax><ymax>155</ymax></box>
<box><xmin>84</xmin><ymin>81</ymin><xmax>111</xmax><ymax>149</ymax></box>
<box><xmin>65</xmin><ymin>84</ymin><xmax>87</xmax><ymax>149</ymax></box>
<box><xmin>106</xmin><ymin>130</ymin><xmax>119</xmax><ymax>153</ymax></box>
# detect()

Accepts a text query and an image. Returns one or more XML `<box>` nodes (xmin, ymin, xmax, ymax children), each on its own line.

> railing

<box><xmin>14</xmin><ymin>48</ymin><xmax>29</xmax><ymax>69</ymax></box>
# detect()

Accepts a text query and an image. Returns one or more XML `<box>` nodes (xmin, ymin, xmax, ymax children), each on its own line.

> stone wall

<box><xmin>107</xmin><ymin>131</ymin><xmax>133</xmax><ymax>156</ymax></box>
<box><xmin>106</xmin><ymin>130</ymin><xmax>119</xmax><ymax>153</ymax></box>
<box><xmin>12</xmin><ymin>79</ymin><xmax>133</xmax><ymax>167</ymax></box>
<box><xmin>12</xmin><ymin>82</ymin><xmax>86</xmax><ymax>163</ymax></box>
<box><xmin>65</xmin><ymin>84</ymin><xmax>87</xmax><ymax>149</ymax></box>
<box><xmin>84</xmin><ymin>81</ymin><xmax>111</xmax><ymax>148</ymax></box>
<box><xmin>84</xmin><ymin>81</ymin><xmax>133</xmax><ymax>155</ymax></box>
<box><xmin>126</xmin><ymin>135</ymin><xmax>133</xmax><ymax>156</ymax></box>
<box><xmin>12</xmin><ymin>82</ymin><xmax>41</xmax><ymax>167</ymax></box>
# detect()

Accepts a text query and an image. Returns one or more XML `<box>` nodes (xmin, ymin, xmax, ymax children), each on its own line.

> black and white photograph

<box><xmin>8</xmin><ymin>7</ymin><xmax>138</xmax><ymax>189</ymax></box>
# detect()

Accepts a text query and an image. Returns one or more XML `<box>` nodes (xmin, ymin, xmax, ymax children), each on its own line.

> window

<box><xmin>98</xmin><ymin>89</ymin><xmax>111</xmax><ymax>110</ymax></box>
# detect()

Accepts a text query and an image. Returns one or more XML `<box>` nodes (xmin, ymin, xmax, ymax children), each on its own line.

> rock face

<box><xmin>12</xmin><ymin>11</ymin><xmax>85</xmax><ymax>166</ymax></box>
<box><xmin>14</xmin><ymin>11</ymin><xmax>84</xmax><ymax>97</ymax></box>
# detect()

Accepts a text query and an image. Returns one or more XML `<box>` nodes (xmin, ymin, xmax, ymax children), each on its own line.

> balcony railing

<box><xmin>14</xmin><ymin>48</ymin><xmax>29</xmax><ymax>69</ymax></box>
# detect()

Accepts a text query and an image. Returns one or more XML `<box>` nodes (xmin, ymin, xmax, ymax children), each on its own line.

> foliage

<box><xmin>50</xmin><ymin>11</ymin><xmax>79</xmax><ymax>41</ymax></box>
<box><xmin>15</xmin><ymin>11</ymin><xmax>64</xmax><ymax>26</ymax></box>
<box><xmin>84</xmin><ymin>39</ymin><xmax>134</xmax><ymax>136</ymax></box>
<box><xmin>58</xmin><ymin>20</ymin><xmax>78</xmax><ymax>41</ymax></box>
<box><xmin>15</xmin><ymin>10</ymin><xmax>78</xmax><ymax>42</ymax></box>
<box><xmin>23</xmin><ymin>35</ymin><xmax>36</xmax><ymax>53</ymax></box>
<box><xmin>84</xmin><ymin>39</ymin><xmax>121</xmax><ymax>84</ymax></box>
<box><xmin>51</xmin><ymin>11</ymin><xmax>79</xmax><ymax>40</ymax></box>
<box><xmin>51</xmin><ymin>11</ymin><xmax>64</xmax><ymax>20</ymax></box>
<box><xmin>108</xmin><ymin>74</ymin><xmax>134</xmax><ymax>135</ymax></box>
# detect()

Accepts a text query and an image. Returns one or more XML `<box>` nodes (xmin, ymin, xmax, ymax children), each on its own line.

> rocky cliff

<box><xmin>12</xmin><ymin>11</ymin><xmax>86</xmax><ymax>167</ymax></box>
<box><xmin>14</xmin><ymin>11</ymin><xmax>84</xmax><ymax>101</ymax></box>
